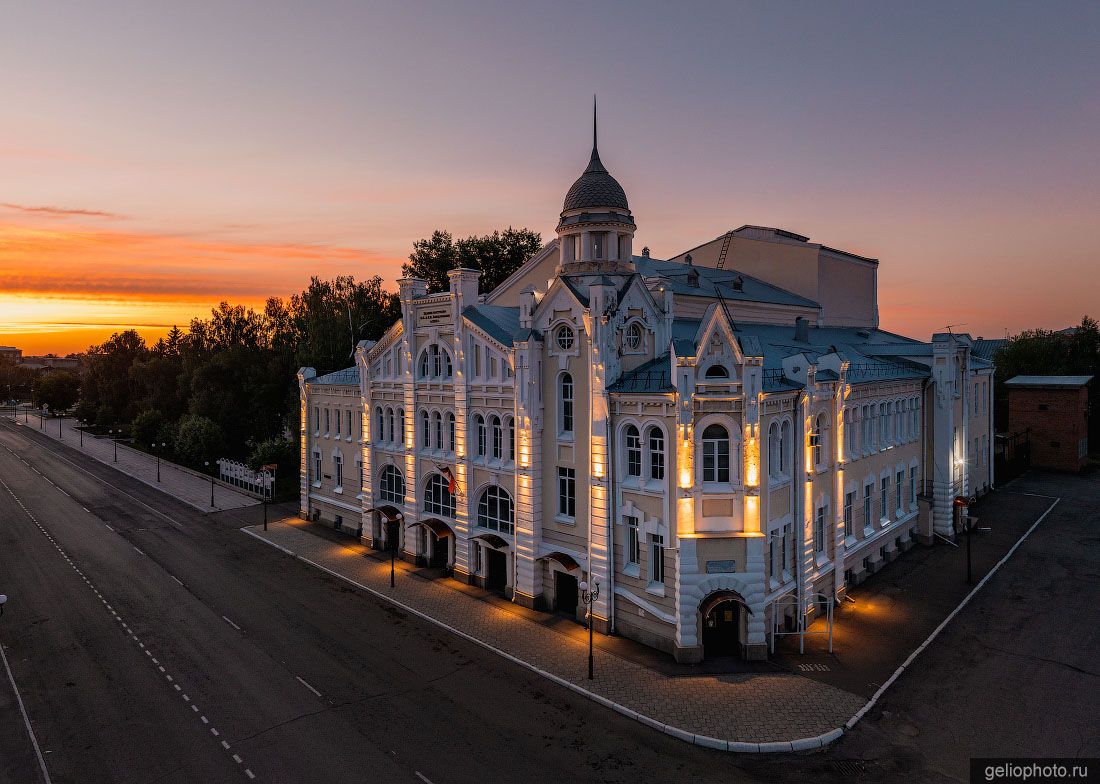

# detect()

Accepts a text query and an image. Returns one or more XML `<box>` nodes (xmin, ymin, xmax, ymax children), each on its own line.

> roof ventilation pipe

<box><xmin>685</xmin><ymin>254</ymin><xmax>699</xmax><ymax>288</ymax></box>
<box><xmin>794</xmin><ymin>316</ymin><xmax>810</xmax><ymax>343</ymax></box>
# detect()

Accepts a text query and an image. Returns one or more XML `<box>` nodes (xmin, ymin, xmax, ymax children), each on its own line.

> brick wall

<box><xmin>1007</xmin><ymin>386</ymin><xmax>1089</xmax><ymax>472</ymax></box>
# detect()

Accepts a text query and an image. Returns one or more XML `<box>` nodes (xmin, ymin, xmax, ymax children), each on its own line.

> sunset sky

<box><xmin>3</xmin><ymin>1</ymin><xmax>1098</xmax><ymax>355</ymax></box>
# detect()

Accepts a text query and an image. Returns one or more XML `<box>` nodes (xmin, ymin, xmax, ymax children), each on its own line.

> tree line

<box><xmin>48</xmin><ymin>227</ymin><xmax>540</xmax><ymax>473</ymax></box>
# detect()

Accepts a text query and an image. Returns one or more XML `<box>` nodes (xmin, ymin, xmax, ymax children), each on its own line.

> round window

<box><xmin>624</xmin><ymin>322</ymin><xmax>643</xmax><ymax>351</ymax></box>
<box><xmin>556</xmin><ymin>325</ymin><xmax>575</xmax><ymax>351</ymax></box>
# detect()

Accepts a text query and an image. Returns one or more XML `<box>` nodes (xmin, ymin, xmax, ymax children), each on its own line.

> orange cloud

<box><xmin>1</xmin><ymin>203</ymin><xmax>127</xmax><ymax>219</ymax></box>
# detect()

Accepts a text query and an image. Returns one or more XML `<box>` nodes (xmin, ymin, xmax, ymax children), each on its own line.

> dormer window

<box><xmin>623</xmin><ymin>322</ymin><xmax>643</xmax><ymax>351</ymax></box>
<box><xmin>704</xmin><ymin>364</ymin><xmax>730</xmax><ymax>379</ymax></box>
<box><xmin>556</xmin><ymin>325</ymin><xmax>575</xmax><ymax>351</ymax></box>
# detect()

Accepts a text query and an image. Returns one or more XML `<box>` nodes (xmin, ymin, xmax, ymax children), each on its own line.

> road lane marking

<box><xmin>171</xmin><ymin>575</ymin><xmax>184</xmax><ymax>586</ymax></box>
<box><xmin>416</xmin><ymin>773</ymin><xmax>434</xmax><ymax>784</ymax></box>
<box><xmin>296</xmin><ymin>676</ymin><xmax>322</xmax><ymax>697</ymax></box>
<box><xmin>222</xmin><ymin>616</ymin><xmax>242</xmax><ymax>631</ymax></box>
<box><xmin>104</xmin><ymin>523</ymin><xmax>114</xmax><ymax>531</ymax></box>
<box><xmin>245</xmin><ymin>770</ymin><xmax>255</xmax><ymax>779</ymax></box>
<box><xmin>0</xmin><ymin>639</ymin><xmax>54</xmax><ymax>784</ymax></box>
<box><xmin>0</xmin><ymin>460</ymin><xmax>260</xmax><ymax>780</ymax></box>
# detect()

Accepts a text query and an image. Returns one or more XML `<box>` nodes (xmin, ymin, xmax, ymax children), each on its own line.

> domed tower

<box><xmin>557</xmin><ymin>101</ymin><xmax>636</xmax><ymax>274</ymax></box>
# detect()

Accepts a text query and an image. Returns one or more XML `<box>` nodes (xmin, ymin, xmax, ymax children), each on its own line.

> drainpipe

<box><xmin>606</xmin><ymin>415</ymin><xmax>617</xmax><ymax>633</ymax></box>
<box><xmin>921</xmin><ymin>378</ymin><xmax>930</xmax><ymax>494</ymax></box>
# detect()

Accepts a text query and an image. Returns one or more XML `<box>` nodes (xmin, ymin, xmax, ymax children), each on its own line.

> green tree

<box><xmin>33</xmin><ymin>370</ymin><xmax>80</xmax><ymax>413</ymax></box>
<box><xmin>131</xmin><ymin>409</ymin><xmax>166</xmax><ymax>447</ymax></box>
<box><xmin>80</xmin><ymin>330</ymin><xmax>148</xmax><ymax>424</ymax></box>
<box><xmin>403</xmin><ymin>227</ymin><xmax>541</xmax><ymax>295</ymax></box>
<box><xmin>173</xmin><ymin>414</ymin><xmax>225</xmax><ymax>467</ymax></box>
<box><xmin>246</xmin><ymin>437</ymin><xmax>293</xmax><ymax>472</ymax></box>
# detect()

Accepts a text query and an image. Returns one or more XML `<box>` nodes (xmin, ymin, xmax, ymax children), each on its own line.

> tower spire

<box><xmin>593</xmin><ymin>94</ymin><xmax>598</xmax><ymax>155</ymax></box>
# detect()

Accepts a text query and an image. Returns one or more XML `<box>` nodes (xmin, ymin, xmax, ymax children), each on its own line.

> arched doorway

<box><xmin>700</xmin><ymin>591</ymin><xmax>751</xmax><ymax>659</ymax></box>
<box><xmin>368</xmin><ymin>506</ymin><xmax>402</xmax><ymax>553</ymax></box>
<box><xmin>411</xmin><ymin>518</ymin><xmax>454</xmax><ymax>570</ymax></box>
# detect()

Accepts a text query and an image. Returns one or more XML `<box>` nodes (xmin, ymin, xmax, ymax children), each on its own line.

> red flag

<box><xmin>441</xmin><ymin>466</ymin><xmax>457</xmax><ymax>494</ymax></box>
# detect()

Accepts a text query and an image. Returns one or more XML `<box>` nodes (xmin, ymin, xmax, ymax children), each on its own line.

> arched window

<box><xmin>878</xmin><ymin>403</ymin><xmax>887</xmax><ymax>449</ymax></box>
<box><xmin>490</xmin><ymin>415</ymin><xmax>503</xmax><ymax>460</ymax></box>
<box><xmin>420</xmin><ymin>409</ymin><xmax>430</xmax><ymax>450</ymax></box>
<box><xmin>506</xmin><ymin>417</ymin><xmax>515</xmax><ymax>462</ymax></box>
<box><xmin>397</xmin><ymin>408</ymin><xmax>405</xmax><ymax>445</ymax></box>
<box><xmin>379</xmin><ymin>465</ymin><xmax>405</xmax><ymax>504</ymax></box>
<box><xmin>812</xmin><ymin>413</ymin><xmax>827</xmax><ymax>466</ymax></box>
<box><xmin>447</xmin><ymin>412</ymin><xmax>456</xmax><ymax>452</ymax></box>
<box><xmin>477</xmin><ymin>485</ymin><xmax>514</xmax><ymax>534</ymax></box>
<box><xmin>418</xmin><ymin>344</ymin><xmax>453</xmax><ymax>380</ymax></box>
<box><xmin>385</xmin><ymin>406</ymin><xmax>394</xmax><ymax>443</ymax></box>
<box><xmin>423</xmin><ymin>474</ymin><xmax>455</xmax><ymax>517</ymax></box>
<box><xmin>648</xmin><ymin>426</ymin><xmax>665</xmax><ymax>481</ymax></box>
<box><xmin>702</xmin><ymin>424</ymin><xmax>731</xmax><ymax>483</ymax></box>
<box><xmin>623</xmin><ymin>322</ymin><xmax>643</xmax><ymax>351</ymax></box>
<box><xmin>474</xmin><ymin>414</ymin><xmax>486</xmax><ymax>457</ymax></box>
<box><xmin>780</xmin><ymin>420</ymin><xmax>791</xmax><ymax>474</ymax></box>
<box><xmin>376</xmin><ymin>407</ymin><xmax>385</xmax><ymax>441</ymax></box>
<box><xmin>433</xmin><ymin>411</ymin><xmax>443</xmax><ymax>450</ymax></box>
<box><xmin>555</xmin><ymin>325</ymin><xmax>575</xmax><ymax>351</ymax></box>
<box><xmin>559</xmin><ymin>373</ymin><xmax>574</xmax><ymax>435</ymax></box>
<box><xmin>334</xmin><ymin>452</ymin><xmax>343</xmax><ymax>488</ymax></box>
<box><xmin>704</xmin><ymin>364</ymin><xmax>729</xmax><ymax>379</ymax></box>
<box><xmin>768</xmin><ymin>422</ymin><xmax>780</xmax><ymax>477</ymax></box>
<box><xmin>624</xmin><ymin>425</ymin><xmax>642</xmax><ymax>477</ymax></box>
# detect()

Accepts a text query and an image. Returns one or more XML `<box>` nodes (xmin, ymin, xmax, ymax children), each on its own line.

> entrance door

<box><xmin>702</xmin><ymin>600</ymin><xmax>742</xmax><ymax>658</ymax></box>
<box><xmin>485</xmin><ymin>549</ymin><xmax>507</xmax><ymax>593</ymax></box>
<box><xmin>385</xmin><ymin>519</ymin><xmax>400</xmax><ymax>554</ymax></box>
<box><xmin>429</xmin><ymin>534</ymin><xmax>448</xmax><ymax>569</ymax></box>
<box><xmin>554</xmin><ymin>571</ymin><xmax>578</xmax><ymax>616</ymax></box>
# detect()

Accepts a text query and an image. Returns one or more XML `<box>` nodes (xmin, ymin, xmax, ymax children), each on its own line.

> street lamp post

<box><xmin>109</xmin><ymin>430</ymin><xmax>118</xmax><ymax>462</ymax></box>
<box><xmin>0</xmin><ymin>594</ymin><xmax>7</xmax><ymax>618</ymax></box>
<box><xmin>78</xmin><ymin>419</ymin><xmax>83</xmax><ymax>447</ymax></box>
<box><xmin>204</xmin><ymin>461</ymin><xmax>215</xmax><ymax>508</ymax></box>
<box><xmin>152</xmin><ymin>442</ymin><xmax>165</xmax><ymax>482</ymax></box>
<box><xmin>579</xmin><ymin>580</ymin><xmax>600</xmax><ymax>680</ymax></box>
<box><xmin>59</xmin><ymin>413</ymin><xmax>63</xmax><ymax>440</ymax></box>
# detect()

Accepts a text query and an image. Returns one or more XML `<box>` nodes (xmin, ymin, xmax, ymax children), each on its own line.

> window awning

<box><xmin>364</xmin><ymin>505</ymin><xmax>403</xmax><ymax>522</ymax></box>
<box><xmin>541</xmin><ymin>551</ymin><xmax>580</xmax><ymax>571</ymax></box>
<box><xmin>413</xmin><ymin>517</ymin><xmax>454</xmax><ymax>539</ymax></box>
<box><xmin>470</xmin><ymin>532</ymin><xmax>508</xmax><ymax>549</ymax></box>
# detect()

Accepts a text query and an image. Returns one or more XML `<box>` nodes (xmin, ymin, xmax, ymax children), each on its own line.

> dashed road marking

<box><xmin>222</xmin><ymin>616</ymin><xmax>242</xmax><ymax>631</ymax></box>
<box><xmin>0</xmin><ymin>465</ymin><xmax>260</xmax><ymax>781</ymax></box>
<box><xmin>296</xmin><ymin>676</ymin><xmax>322</xmax><ymax>698</ymax></box>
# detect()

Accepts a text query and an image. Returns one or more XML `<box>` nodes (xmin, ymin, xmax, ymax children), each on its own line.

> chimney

<box><xmin>794</xmin><ymin>316</ymin><xmax>809</xmax><ymax>343</ymax></box>
<box><xmin>685</xmin><ymin>254</ymin><xmax>699</xmax><ymax>288</ymax></box>
<box><xmin>642</xmin><ymin>246</ymin><xmax>650</xmax><ymax>258</ymax></box>
<box><xmin>732</xmin><ymin>275</ymin><xmax>744</xmax><ymax>292</ymax></box>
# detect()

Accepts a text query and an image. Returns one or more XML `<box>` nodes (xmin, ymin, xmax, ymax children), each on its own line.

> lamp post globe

<box><xmin>0</xmin><ymin>594</ymin><xmax>7</xmax><ymax>618</ymax></box>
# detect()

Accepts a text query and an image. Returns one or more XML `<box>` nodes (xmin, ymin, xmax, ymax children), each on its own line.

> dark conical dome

<box><xmin>563</xmin><ymin>147</ymin><xmax>629</xmax><ymax>212</ymax></box>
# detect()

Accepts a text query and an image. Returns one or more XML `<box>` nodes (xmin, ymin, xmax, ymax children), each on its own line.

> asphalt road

<box><xmin>1</xmin><ymin>413</ymin><xmax>1097</xmax><ymax>784</ymax></box>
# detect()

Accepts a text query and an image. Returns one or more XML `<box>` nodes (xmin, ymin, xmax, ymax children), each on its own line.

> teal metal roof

<box><xmin>311</xmin><ymin>367</ymin><xmax>359</xmax><ymax>385</ymax></box>
<box><xmin>463</xmin><ymin>305</ymin><xmax>521</xmax><ymax>347</ymax></box>
<box><xmin>634</xmin><ymin>255</ymin><xmax>819</xmax><ymax>309</ymax></box>
<box><xmin>609</xmin><ymin>355</ymin><xmax>674</xmax><ymax>394</ymax></box>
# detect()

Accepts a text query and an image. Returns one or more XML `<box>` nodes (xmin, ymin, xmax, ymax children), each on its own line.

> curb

<box><xmin>241</xmin><ymin>525</ymin><xmax>846</xmax><ymax>754</ymax></box>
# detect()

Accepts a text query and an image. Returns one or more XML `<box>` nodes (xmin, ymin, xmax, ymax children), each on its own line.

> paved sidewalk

<box><xmin>243</xmin><ymin>518</ymin><xmax>863</xmax><ymax>751</ymax></box>
<box><xmin>7</xmin><ymin>413</ymin><xmax>258</xmax><ymax>512</ymax></box>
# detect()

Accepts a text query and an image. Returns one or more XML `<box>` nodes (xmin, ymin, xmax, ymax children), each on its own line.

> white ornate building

<box><xmin>298</xmin><ymin>127</ymin><xmax>994</xmax><ymax>662</ymax></box>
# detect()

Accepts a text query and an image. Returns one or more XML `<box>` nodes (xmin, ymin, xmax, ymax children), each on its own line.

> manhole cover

<box><xmin>832</xmin><ymin>760</ymin><xmax>866</xmax><ymax>776</ymax></box>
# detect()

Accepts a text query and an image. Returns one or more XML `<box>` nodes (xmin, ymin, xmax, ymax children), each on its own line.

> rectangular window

<box><xmin>909</xmin><ymin>466</ymin><xmax>917</xmax><ymax>507</ymax></box>
<box><xmin>489</xmin><ymin>355</ymin><xmax>497</xmax><ymax>379</ymax></box>
<box><xmin>335</xmin><ymin>455</ymin><xmax>343</xmax><ymax>488</ymax></box>
<box><xmin>557</xmin><ymin>467</ymin><xmax>576</xmax><ymax>519</ymax></box>
<box><xmin>781</xmin><ymin>523</ymin><xmax>791</xmax><ymax>572</ymax></box>
<box><xmin>335</xmin><ymin>410</ymin><xmax>341</xmax><ymax>436</ymax></box>
<box><xmin>325</xmin><ymin>409</ymin><xmax>331</xmax><ymax>433</ymax></box>
<box><xmin>357</xmin><ymin>458</ymin><xmax>363</xmax><ymax>491</ymax></box>
<box><xmin>649</xmin><ymin>534</ymin><xmax>665</xmax><ymax>583</ymax></box>
<box><xmin>702</xmin><ymin>436</ymin><xmax>730</xmax><ymax>483</ymax></box>
<box><xmin>313</xmin><ymin>406</ymin><xmax>319</xmax><ymax>431</ymax></box>
<box><xmin>472</xmin><ymin>342</ymin><xmax>481</xmax><ymax>377</ymax></box>
<box><xmin>768</xmin><ymin>535</ymin><xmax>776</xmax><ymax>579</ymax></box>
<box><xmin>844</xmin><ymin>491</ymin><xmax>854</xmax><ymax>537</ymax></box>
<box><xmin>896</xmin><ymin>471</ymin><xmax>904</xmax><ymax>514</ymax></box>
<box><xmin>347</xmin><ymin>410</ymin><xmax>353</xmax><ymax>437</ymax></box>
<box><xmin>625</xmin><ymin>515</ymin><xmax>640</xmax><ymax>565</ymax></box>
<box><xmin>881</xmin><ymin>477</ymin><xmax>889</xmax><ymax>523</ymax></box>
<box><xmin>864</xmin><ymin>484</ymin><xmax>873</xmax><ymax>529</ymax></box>
<box><xmin>312</xmin><ymin>452</ymin><xmax>321</xmax><ymax>483</ymax></box>
<box><xmin>814</xmin><ymin>506</ymin><xmax>827</xmax><ymax>553</ymax></box>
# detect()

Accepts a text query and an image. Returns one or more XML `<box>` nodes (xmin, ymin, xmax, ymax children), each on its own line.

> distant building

<box><xmin>0</xmin><ymin>346</ymin><xmax>22</xmax><ymax>363</ymax></box>
<box><xmin>19</xmin><ymin>355</ymin><xmax>81</xmax><ymax>372</ymax></box>
<box><xmin>298</xmin><ymin>124</ymin><xmax>995</xmax><ymax>662</ymax></box>
<box><xmin>1005</xmin><ymin>375</ymin><xmax>1092</xmax><ymax>472</ymax></box>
